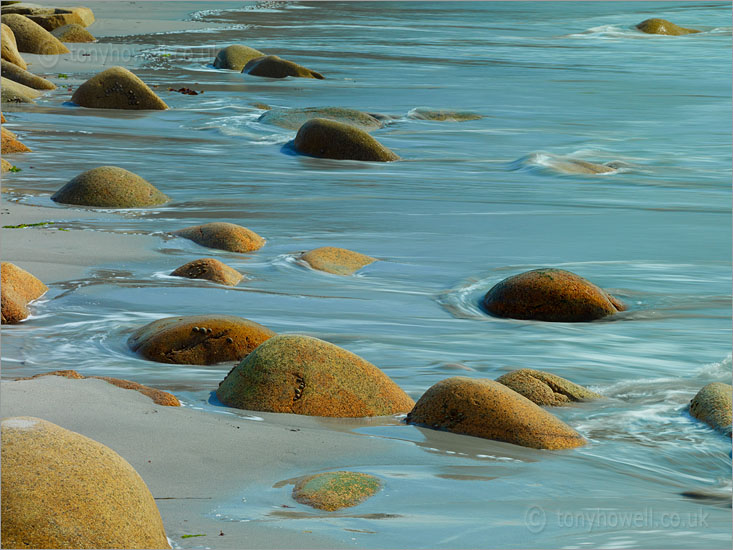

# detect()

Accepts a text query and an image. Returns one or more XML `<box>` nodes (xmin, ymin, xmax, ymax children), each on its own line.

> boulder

<box><xmin>548</xmin><ymin>158</ymin><xmax>617</xmax><ymax>175</ymax></box>
<box><xmin>1</xmin><ymin>13</ymin><xmax>69</xmax><ymax>54</ymax></box>
<box><xmin>1</xmin><ymin>112</ymin><xmax>6</xmax><ymax>122</ymax></box>
<box><xmin>1</xmin><ymin>416</ymin><xmax>170</xmax><ymax>549</ymax></box>
<box><xmin>689</xmin><ymin>382</ymin><xmax>732</xmax><ymax>433</ymax></box>
<box><xmin>636</xmin><ymin>18</ymin><xmax>700</xmax><ymax>35</ymax></box>
<box><xmin>1</xmin><ymin>4</ymin><xmax>94</xmax><ymax>27</ymax></box>
<box><xmin>292</xmin><ymin>471</ymin><xmax>381</xmax><ymax>511</ymax></box>
<box><xmin>406</xmin><ymin>377</ymin><xmax>587</xmax><ymax>450</ymax></box>
<box><xmin>481</xmin><ymin>268</ymin><xmax>625</xmax><ymax>322</ymax></box>
<box><xmin>1</xmin><ymin>286</ymin><xmax>30</xmax><ymax>324</ymax></box>
<box><xmin>170</xmin><ymin>258</ymin><xmax>244</xmax><ymax>286</ymax></box>
<box><xmin>1</xmin><ymin>158</ymin><xmax>12</xmax><ymax>171</ymax></box>
<box><xmin>408</xmin><ymin>108</ymin><xmax>482</xmax><ymax>121</ymax></box>
<box><xmin>1</xmin><ymin>22</ymin><xmax>27</xmax><ymax>69</ymax></box>
<box><xmin>51</xmin><ymin>22</ymin><xmax>95</xmax><ymax>42</ymax></box>
<box><xmin>1</xmin><ymin>262</ymin><xmax>47</xmax><ymax>323</ymax></box>
<box><xmin>71</xmin><ymin>66</ymin><xmax>168</xmax><ymax>110</ymax></box>
<box><xmin>1</xmin><ymin>75</ymin><xmax>40</xmax><ymax>103</ymax></box>
<box><xmin>128</xmin><ymin>314</ymin><xmax>275</xmax><ymax>365</ymax></box>
<box><xmin>1</xmin><ymin>58</ymin><xmax>56</xmax><ymax>89</ymax></box>
<box><xmin>26</xmin><ymin>11</ymin><xmax>84</xmax><ymax>31</ymax></box>
<box><xmin>301</xmin><ymin>246</ymin><xmax>376</xmax><ymax>275</ymax></box>
<box><xmin>174</xmin><ymin>222</ymin><xmax>265</xmax><ymax>253</ymax></box>
<box><xmin>496</xmin><ymin>368</ymin><xmax>602</xmax><ymax>406</ymax></box>
<box><xmin>293</xmin><ymin>118</ymin><xmax>399</xmax><ymax>162</ymax></box>
<box><xmin>51</xmin><ymin>166</ymin><xmax>169</xmax><ymax>208</ymax></box>
<box><xmin>259</xmin><ymin>106</ymin><xmax>384</xmax><ymax>132</ymax></box>
<box><xmin>216</xmin><ymin>334</ymin><xmax>415</xmax><ymax>417</ymax></box>
<box><xmin>213</xmin><ymin>44</ymin><xmax>265</xmax><ymax>71</ymax></box>
<box><xmin>2</xmin><ymin>125</ymin><xmax>31</xmax><ymax>152</ymax></box>
<box><xmin>243</xmin><ymin>55</ymin><xmax>324</xmax><ymax>79</ymax></box>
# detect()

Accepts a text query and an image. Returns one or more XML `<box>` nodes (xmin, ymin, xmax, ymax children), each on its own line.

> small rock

<box><xmin>174</xmin><ymin>222</ymin><xmax>265</xmax><ymax>253</ymax></box>
<box><xmin>170</xmin><ymin>258</ymin><xmax>244</xmax><ymax>286</ymax></box>
<box><xmin>481</xmin><ymin>268</ymin><xmax>625</xmax><ymax>322</ymax></box>
<box><xmin>406</xmin><ymin>377</ymin><xmax>587</xmax><ymax>450</ymax></box>
<box><xmin>1</xmin><ymin>417</ymin><xmax>170</xmax><ymax>549</ymax></box>
<box><xmin>213</xmin><ymin>44</ymin><xmax>265</xmax><ymax>71</ymax></box>
<box><xmin>408</xmin><ymin>108</ymin><xmax>482</xmax><ymax>122</ymax></box>
<box><xmin>1</xmin><ymin>262</ymin><xmax>47</xmax><ymax>324</ymax></box>
<box><xmin>1</xmin><ymin>158</ymin><xmax>12</xmax><ymax>171</ymax></box>
<box><xmin>51</xmin><ymin>22</ymin><xmax>94</xmax><ymax>42</ymax></box>
<box><xmin>259</xmin><ymin>106</ymin><xmax>383</xmax><ymax>132</ymax></box>
<box><xmin>1</xmin><ymin>22</ymin><xmax>27</xmax><ymax>69</ymax></box>
<box><xmin>1</xmin><ymin>13</ymin><xmax>69</xmax><ymax>54</ymax></box>
<box><xmin>243</xmin><ymin>55</ymin><xmax>324</xmax><ymax>79</ymax></box>
<box><xmin>1</xmin><ymin>125</ymin><xmax>31</xmax><ymax>152</ymax></box>
<box><xmin>689</xmin><ymin>382</ymin><xmax>732</xmax><ymax>433</ymax></box>
<box><xmin>216</xmin><ymin>334</ymin><xmax>415</xmax><ymax>417</ymax></box>
<box><xmin>636</xmin><ymin>18</ymin><xmax>700</xmax><ymax>36</ymax></box>
<box><xmin>292</xmin><ymin>471</ymin><xmax>381</xmax><ymax>511</ymax></box>
<box><xmin>71</xmin><ymin>66</ymin><xmax>168</xmax><ymax>110</ymax></box>
<box><xmin>51</xmin><ymin>166</ymin><xmax>169</xmax><ymax>208</ymax></box>
<box><xmin>301</xmin><ymin>246</ymin><xmax>376</xmax><ymax>275</ymax></box>
<box><xmin>128</xmin><ymin>314</ymin><xmax>275</xmax><ymax>365</ymax></box>
<box><xmin>496</xmin><ymin>368</ymin><xmax>602</xmax><ymax>406</ymax></box>
<box><xmin>293</xmin><ymin>118</ymin><xmax>399</xmax><ymax>162</ymax></box>
<box><xmin>1</xmin><ymin>58</ymin><xmax>55</xmax><ymax>89</ymax></box>
<box><xmin>1</xmin><ymin>75</ymin><xmax>40</xmax><ymax>103</ymax></box>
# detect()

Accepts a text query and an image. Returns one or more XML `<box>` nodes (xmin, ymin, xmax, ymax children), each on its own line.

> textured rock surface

<box><xmin>293</xmin><ymin>471</ymin><xmax>381</xmax><ymax>511</ymax></box>
<box><xmin>1</xmin><ymin>4</ymin><xmax>94</xmax><ymax>27</ymax></box>
<box><xmin>128</xmin><ymin>314</ymin><xmax>275</xmax><ymax>365</ymax></box>
<box><xmin>689</xmin><ymin>382</ymin><xmax>732</xmax><ymax>433</ymax></box>
<box><xmin>213</xmin><ymin>44</ymin><xmax>265</xmax><ymax>70</ymax></box>
<box><xmin>259</xmin><ymin>106</ymin><xmax>383</xmax><ymax>132</ymax></box>
<box><xmin>243</xmin><ymin>55</ymin><xmax>324</xmax><ymax>79</ymax></box>
<box><xmin>406</xmin><ymin>377</ymin><xmax>587</xmax><ymax>450</ymax></box>
<box><xmin>2</xmin><ymin>125</ymin><xmax>32</xmax><ymax>152</ymax></box>
<box><xmin>1</xmin><ymin>58</ymin><xmax>56</xmax><ymax>89</ymax></box>
<box><xmin>1</xmin><ymin>158</ymin><xmax>12</xmax><ymax>171</ymax></box>
<box><xmin>1</xmin><ymin>75</ymin><xmax>40</xmax><ymax>103</ymax></box>
<box><xmin>52</xmin><ymin>22</ymin><xmax>95</xmax><ymax>42</ymax></box>
<box><xmin>1</xmin><ymin>13</ymin><xmax>69</xmax><ymax>54</ymax></box>
<box><xmin>293</xmin><ymin>118</ymin><xmax>399</xmax><ymax>162</ymax></box>
<box><xmin>301</xmin><ymin>246</ymin><xmax>376</xmax><ymax>275</ymax></box>
<box><xmin>1</xmin><ymin>262</ymin><xmax>47</xmax><ymax>324</ymax></box>
<box><xmin>174</xmin><ymin>222</ymin><xmax>265</xmax><ymax>253</ymax></box>
<box><xmin>26</xmin><ymin>11</ymin><xmax>84</xmax><ymax>31</ymax></box>
<box><xmin>1</xmin><ymin>22</ymin><xmax>27</xmax><ymax>68</ymax></box>
<box><xmin>496</xmin><ymin>369</ymin><xmax>602</xmax><ymax>406</ymax></box>
<box><xmin>171</xmin><ymin>258</ymin><xmax>244</xmax><ymax>286</ymax></box>
<box><xmin>408</xmin><ymin>108</ymin><xmax>482</xmax><ymax>121</ymax></box>
<box><xmin>481</xmin><ymin>268</ymin><xmax>625</xmax><ymax>322</ymax></box>
<box><xmin>636</xmin><ymin>18</ymin><xmax>700</xmax><ymax>35</ymax></box>
<box><xmin>1</xmin><ymin>416</ymin><xmax>170</xmax><ymax>549</ymax></box>
<box><xmin>71</xmin><ymin>66</ymin><xmax>168</xmax><ymax>110</ymax></box>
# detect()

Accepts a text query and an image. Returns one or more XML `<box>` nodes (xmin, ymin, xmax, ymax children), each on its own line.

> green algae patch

<box><xmin>293</xmin><ymin>471</ymin><xmax>381</xmax><ymax>511</ymax></box>
<box><xmin>3</xmin><ymin>221</ymin><xmax>55</xmax><ymax>229</ymax></box>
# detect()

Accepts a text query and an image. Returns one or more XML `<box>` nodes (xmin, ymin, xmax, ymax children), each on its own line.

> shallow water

<box><xmin>2</xmin><ymin>1</ymin><xmax>731</xmax><ymax>548</ymax></box>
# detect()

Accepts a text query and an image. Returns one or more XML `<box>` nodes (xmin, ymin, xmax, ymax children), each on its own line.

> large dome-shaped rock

<box><xmin>174</xmin><ymin>222</ymin><xmax>265</xmax><ymax>253</ymax></box>
<box><xmin>1</xmin><ymin>22</ymin><xmax>27</xmax><ymax>69</ymax></box>
<box><xmin>71</xmin><ymin>66</ymin><xmax>168</xmax><ymax>110</ymax></box>
<box><xmin>496</xmin><ymin>368</ymin><xmax>602</xmax><ymax>407</ymax></box>
<box><xmin>2</xmin><ymin>125</ymin><xmax>32</xmax><ymax>152</ymax></box>
<box><xmin>689</xmin><ymin>383</ymin><xmax>732</xmax><ymax>433</ymax></box>
<box><xmin>51</xmin><ymin>166</ymin><xmax>168</xmax><ymax>208</ymax></box>
<box><xmin>636</xmin><ymin>18</ymin><xmax>699</xmax><ymax>35</ymax></box>
<box><xmin>171</xmin><ymin>258</ymin><xmax>243</xmax><ymax>286</ymax></box>
<box><xmin>213</xmin><ymin>44</ymin><xmax>265</xmax><ymax>71</ymax></box>
<box><xmin>300</xmin><ymin>246</ymin><xmax>376</xmax><ymax>275</ymax></box>
<box><xmin>1</xmin><ymin>76</ymin><xmax>40</xmax><ymax>103</ymax></box>
<box><xmin>1</xmin><ymin>416</ymin><xmax>170</xmax><ymax>549</ymax></box>
<box><xmin>292</xmin><ymin>471</ymin><xmax>381</xmax><ymax>511</ymax></box>
<box><xmin>128</xmin><ymin>314</ymin><xmax>275</xmax><ymax>365</ymax></box>
<box><xmin>52</xmin><ymin>22</ymin><xmax>95</xmax><ymax>42</ymax></box>
<box><xmin>2</xmin><ymin>58</ymin><xmax>55</xmax><ymax>89</ymax></box>
<box><xmin>293</xmin><ymin>118</ymin><xmax>399</xmax><ymax>162</ymax></box>
<box><xmin>1</xmin><ymin>13</ymin><xmax>69</xmax><ymax>54</ymax></box>
<box><xmin>406</xmin><ymin>377</ymin><xmax>586</xmax><ymax>450</ymax></box>
<box><xmin>1</xmin><ymin>261</ymin><xmax>47</xmax><ymax>324</ymax></box>
<box><xmin>216</xmin><ymin>334</ymin><xmax>415</xmax><ymax>417</ymax></box>
<box><xmin>408</xmin><ymin>107</ymin><xmax>482</xmax><ymax>122</ymax></box>
<box><xmin>259</xmin><ymin>107</ymin><xmax>383</xmax><ymax>132</ymax></box>
<box><xmin>243</xmin><ymin>55</ymin><xmax>324</xmax><ymax>79</ymax></box>
<box><xmin>481</xmin><ymin>268</ymin><xmax>625</xmax><ymax>322</ymax></box>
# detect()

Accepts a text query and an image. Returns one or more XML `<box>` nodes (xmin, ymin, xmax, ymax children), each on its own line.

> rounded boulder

<box><xmin>636</xmin><ymin>18</ymin><xmax>700</xmax><ymax>35</ymax></box>
<box><xmin>1</xmin><ymin>416</ymin><xmax>170</xmax><ymax>549</ymax></box>
<box><xmin>216</xmin><ymin>334</ymin><xmax>415</xmax><ymax>417</ymax></box>
<box><xmin>1</xmin><ymin>13</ymin><xmax>69</xmax><ymax>54</ymax></box>
<box><xmin>259</xmin><ymin>106</ymin><xmax>384</xmax><ymax>132</ymax></box>
<box><xmin>174</xmin><ymin>222</ymin><xmax>265</xmax><ymax>253</ymax></box>
<box><xmin>406</xmin><ymin>377</ymin><xmax>587</xmax><ymax>450</ymax></box>
<box><xmin>213</xmin><ymin>44</ymin><xmax>265</xmax><ymax>71</ymax></box>
<box><xmin>689</xmin><ymin>382</ymin><xmax>732</xmax><ymax>433</ymax></box>
<box><xmin>71</xmin><ymin>66</ymin><xmax>168</xmax><ymax>110</ymax></box>
<box><xmin>1</xmin><ymin>262</ymin><xmax>47</xmax><ymax>324</ymax></box>
<box><xmin>52</xmin><ymin>23</ymin><xmax>95</xmax><ymax>42</ymax></box>
<box><xmin>293</xmin><ymin>471</ymin><xmax>381</xmax><ymax>511</ymax></box>
<box><xmin>294</xmin><ymin>118</ymin><xmax>399</xmax><ymax>162</ymax></box>
<box><xmin>301</xmin><ymin>246</ymin><xmax>376</xmax><ymax>275</ymax></box>
<box><xmin>1</xmin><ymin>76</ymin><xmax>40</xmax><ymax>103</ymax></box>
<box><xmin>2</xmin><ymin>125</ymin><xmax>32</xmax><ymax>152</ymax></box>
<box><xmin>481</xmin><ymin>268</ymin><xmax>625</xmax><ymax>322</ymax></box>
<box><xmin>128</xmin><ymin>314</ymin><xmax>275</xmax><ymax>365</ymax></box>
<box><xmin>1</xmin><ymin>58</ymin><xmax>56</xmax><ymax>89</ymax></box>
<box><xmin>171</xmin><ymin>258</ymin><xmax>244</xmax><ymax>286</ymax></box>
<box><xmin>1</xmin><ymin>22</ymin><xmax>27</xmax><ymax>69</ymax></box>
<box><xmin>51</xmin><ymin>166</ymin><xmax>169</xmax><ymax>208</ymax></box>
<box><xmin>243</xmin><ymin>55</ymin><xmax>324</xmax><ymax>79</ymax></box>
<box><xmin>496</xmin><ymin>368</ymin><xmax>602</xmax><ymax>406</ymax></box>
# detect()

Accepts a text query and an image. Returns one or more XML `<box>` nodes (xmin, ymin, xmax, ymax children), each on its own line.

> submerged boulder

<box><xmin>216</xmin><ymin>334</ymin><xmax>415</xmax><ymax>417</ymax></box>
<box><xmin>636</xmin><ymin>18</ymin><xmax>700</xmax><ymax>36</ymax></box>
<box><xmin>51</xmin><ymin>23</ymin><xmax>95</xmax><ymax>42</ymax></box>
<box><xmin>128</xmin><ymin>314</ymin><xmax>275</xmax><ymax>365</ymax></box>
<box><xmin>51</xmin><ymin>166</ymin><xmax>169</xmax><ymax>208</ymax></box>
<box><xmin>213</xmin><ymin>44</ymin><xmax>265</xmax><ymax>71</ymax></box>
<box><xmin>408</xmin><ymin>107</ymin><xmax>482</xmax><ymax>122</ymax></box>
<box><xmin>481</xmin><ymin>268</ymin><xmax>625</xmax><ymax>322</ymax></box>
<box><xmin>71</xmin><ymin>66</ymin><xmax>168</xmax><ymax>110</ymax></box>
<box><xmin>1</xmin><ymin>22</ymin><xmax>27</xmax><ymax>69</ymax></box>
<box><xmin>1</xmin><ymin>125</ymin><xmax>32</xmax><ymax>152</ymax></box>
<box><xmin>406</xmin><ymin>377</ymin><xmax>587</xmax><ymax>450</ymax></box>
<box><xmin>293</xmin><ymin>118</ymin><xmax>399</xmax><ymax>162</ymax></box>
<box><xmin>259</xmin><ymin>106</ymin><xmax>383</xmax><ymax>132</ymax></box>
<box><xmin>1</xmin><ymin>58</ymin><xmax>55</xmax><ymax>90</ymax></box>
<box><xmin>1</xmin><ymin>417</ymin><xmax>170</xmax><ymax>549</ymax></box>
<box><xmin>300</xmin><ymin>246</ymin><xmax>376</xmax><ymax>275</ymax></box>
<box><xmin>496</xmin><ymin>368</ymin><xmax>602</xmax><ymax>406</ymax></box>
<box><xmin>1</xmin><ymin>76</ymin><xmax>40</xmax><ymax>103</ymax></box>
<box><xmin>292</xmin><ymin>471</ymin><xmax>381</xmax><ymax>511</ymax></box>
<box><xmin>689</xmin><ymin>382</ymin><xmax>732</xmax><ymax>433</ymax></box>
<box><xmin>170</xmin><ymin>258</ymin><xmax>244</xmax><ymax>286</ymax></box>
<box><xmin>547</xmin><ymin>158</ymin><xmax>617</xmax><ymax>175</ymax></box>
<box><xmin>1</xmin><ymin>13</ymin><xmax>69</xmax><ymax>54</ymax></box>
<box><xmin>174</xmin><ymin>222</ymin><xmax>265</xmax><ymax>253</ymax></box>
<box><xmin>243</xmin><ymin>55</ymin><xmax>324</xmax><ymax>79</ymax></box>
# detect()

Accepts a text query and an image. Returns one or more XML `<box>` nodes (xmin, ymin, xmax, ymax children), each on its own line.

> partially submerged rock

<box><xmin>1</xmin><ymin>58</ymin><xmax>55</xmax><ymax>89</ymax></box>
<box><xmin>174</xmin><ymin>222</ymin><xmax>265</xmax><ymax>253</ymax></box>
<box><xmin>406</xmin><ymin>377</ymin><xmax>587</xmax><ymax>450</ymax></box>
<box><xmin>293</xmin><ymin>118</ymin><xmax>399</xmax><ymax>162</ymax></box>
<box><xmin>301</xmin><ymin>246</ymin><xmax>376</xmax><ymax>275</ymax></box>
<box><xmin>481</xmin><ymin>268</ymin><xmax>625</xmax><ymax>322</ymax></box>
<box><xmin>216</xmin><ymin>334</ymin><xmax>415</xmax><ymax>417</ymax></box>
<box><xmin>496</xmin><ymin>368</ymin><xmax>602</xmax><ymax>406</ymax></box>
<box><xmin>293</xmin><ymin>471</ymin><xmax>381</xmax><ymax>511</ymax></box>
<box><xmin>408</xmin><ymin>107</ymin><xmax>482</xmax><ymax>122</ymax></box>
<box><xmin>213</xmin><ymin>44</ymin><xmax>265</xmax><ymax>71</ymax></box>
<box><xmin>1</xmin><ymin>13</ymin><xmax>69</xmax><ymax>54</ymax></box>
<box><xmin>636</xmin><ymin>18</ymin><xmax>700</xmax><ymax>36</ymax></box>
<box><xmin>547</xmin><ymin>158</ymin><xmax>617</xmax><ymax>175</ymax></box>
<box><xmin>51</xmin><ymin>22</ymin><xmax>95</xmax><ymax>42</ymax></box>
<box><xmin>1</xmin><ymin>22</ymin><xmax>27</xmax><ymax>69</ymax></box>
<box><xmin>51</xmin><ymin>166</ymin><xmax>169</xmax><ymax>208</ymax></box>
<box><xmin>1</xmin><ymin>75</ymin><xmax>40</xmax><ymax>103</ymax></box>
<box><xmin>1</xmin><ymin>262</ymin><xmax>47</xmax><ymax>324</ymax></box>
<box><xmin>171</xmin><ymin>258</ymin><xmax>244</xmax><ymax>286</ymax></box>
<box><xmin>71</xmin><ymin>66</ymin><xmax>168</xmax><ymax>110</ymax></box>
<box><xmin>243</xmin><ymin>55</ymin><xmax>324</xmax><ymax>79</ymax></box>
<box><xmin>259</xmin><ymin>106</ymin><xmax>383</xmax><ymax>132</ymax></box>
<box><xmin>1</xmin><ymin>125</ymin><xmax>32</xmax><ymax>153</ymax></box>
<box><xmin>128</xmin><ymin>314</ymin><xmax>275</xmax><ymax>365</ymax></box>
<box><xmin>1</xmin><ymin>416</ymin><xmax>170</xmax><ymax>549</ymax></box>
<box><xmin>689</xmin><ymin>383</ymin><xmax>732</xmax><ymax>433</ymax></box>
